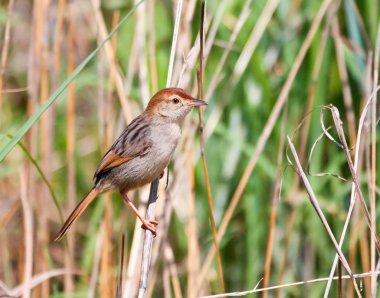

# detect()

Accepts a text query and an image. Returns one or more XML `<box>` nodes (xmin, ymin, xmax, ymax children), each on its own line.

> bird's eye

<box><xmin>172</xmin><ymin>98</ymin><xmax>180</xmax><ymax>104</ymax></box>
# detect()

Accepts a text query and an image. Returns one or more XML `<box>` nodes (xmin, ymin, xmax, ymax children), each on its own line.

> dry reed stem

<box><xmin>0</xmin><ymin>0</ymin><xmax>14</xmax><ymax>129</ymax></box>
<box><xmin>197</xmin><ymin>0</ymin><xmax>225</xmax><ymax>293</ymax></box>
<box><xmin>88</xmin><ymin>224</ymin><xmax>104</xmax><ymax>298</ymax></box>
<box><xmin>124</xmin><ymin>211</ymin><xmax>143</xmax><ymax>297</ymax></box>
<box><xmin>37</xmin><ymin>1</ymin><xmax>52</xmax><ymax>296</ymax></box>
<box><xmin>0</xmin><ymin>269</ymin><xmax>80</xmax><ymax>297</ymax></box>
<box><xmin>52</xmin><ymin>0</ymin><xmax>65</xmax><ymax>88</ymax></box>
<box><xmin>370</xmin><ymin>21</ymin><xmax>380</xmax><ymax>297</ymax></box>
<box><xmin>90</xmin><ymin>0</ymin><xmax>133</xmax><ymax>123</ymax></box>
<box><xmin>145</xmin><ymin>190</ymin><xmax>174</xmax><ymax>297</ymax></box>
<box><xmin>274</xmin><ymin>209</ymin><xmax>295</xmax><ymax>298</ymax></box>
<box><xmin>148</xmin><ymin>0</ymin><xmax>158</xmax><ymax>93</ymax></box>
<box><xmin>20</xmin><ymin>167</ymin><xmax>33</xmax><ymax>298</ymax></box>
<box><xmin>328</xmin><ymin>105</ymin><xmax>380</xmax><ymax>254</ymax></box>
<box><xmin>261</xmin><ymin>105</ymin><xmax>287</xmax><ymax>298</ymax></box>
<box><xmin>0</xmin><ymin>87</ymin><xmax>28</xmax><ymax>93</ymax></box>
<box><xmin>287</xmin><ymin>136</ymin><xmax>361</xmax><ymax>297</ymax></box>
<box><xmin>116</xmin><ymin>235</ymin><xmax>126</xmax><ymax>298</ymax></box>
<box><xmin>186</xmin><ymin>139</ymin><xmax>200</xmax><ymax>297</ymax></box>
<box><xmin>24</xmin><ymin>1</ymin><xmax>41</xmax><ymax>297</ymax></box>
<box><xmin>288</xmin><ymin>19</ymin><xmax>334</xmax><ymax>291</ymax></box>
<box><xmin>204</xmin><ymin>0</ymin><xmax>229</xmax><ymax>63</ymax></box>
<box><xmin>198</xmin><ymin>270</ymin><xmax>380</xmax><ymax>298</ymax></box>
<box><xmin>99</xmin><ymin>199</ymin><xmax>114</xmax><ymax>297</ymax></box>
<box><xmin>204</xmin><ymin>0</ymin><xmax>278</xmax><ymax>139</ymax></box>
<box><xmin>64</xmin><ymin>5</ymin><xmax>76</xmax><ymax>297</ymax></box>
<box><xmin>323</xmin><ymin>87</ymin><xmax>380</xmax><ymax>297</ymax></box>
<box><xmin>138</xmin><ymin>179</ymin><xmax>159</xmax><ymax>298</ymax></box>
<box><xmin>197</xmin><ymin>0</ymin><xmax>333</xmax><ymax>289</ymax></box>
<box><xmin>164</xmin><ymin>244</ymin><xmax>183</xmax><ymax>298</ymax></box>
<box><xmin>232</xmin><ymin>0</ymin><xmax>278</xmax><ymax>84</ymax></box>
<box><xmin>166</xmin><ymin>0</ymin><xmax>183</xmax><ymax>87</ymax></box>
<box><xmin>138</xmin><ymin>1</ymin><xmax>184</xmax><ymax>296</ymax></box>
<box><xmin>297</xmin><ymin>8</ymin><xmax>331</xmax><ymax>164</ymax></box>
<box><xmin>136</xmin><ymin>1</ymin><xmax>150</xmax><ymax>105</ymax></box>
<box><xmin>331</xmin><ymin>17</ymin><xmax>357</xmax><ymax>145</ymax></box>
<box><xmin>204</xmin><ymin>0</ymin><xmax>252</xmax><ymax>101</ymax></box>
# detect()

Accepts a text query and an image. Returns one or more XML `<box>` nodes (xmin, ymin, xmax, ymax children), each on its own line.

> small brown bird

<box><xmin>55</xmin><ymin>88</ymin><xmax>206</xmax><ymax>240</ymax></box>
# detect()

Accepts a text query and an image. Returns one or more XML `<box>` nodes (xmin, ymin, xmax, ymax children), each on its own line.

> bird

<box><xmin>55</xmin><ymin>87</ymin><xmax>207</xmax><ymax>241</ymax></box>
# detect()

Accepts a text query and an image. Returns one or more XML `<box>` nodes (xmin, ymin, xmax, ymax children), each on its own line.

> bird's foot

<box><xmin>141</xmin><ymin>219</ymin><xmax>159</xmax><ymax>235</ymax></box>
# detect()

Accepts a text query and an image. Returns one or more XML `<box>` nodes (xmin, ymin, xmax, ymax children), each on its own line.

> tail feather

<box><xmin>54</xmin><ymin>188</ymin><xmax>99</xmax><ymax>241</ymax></box>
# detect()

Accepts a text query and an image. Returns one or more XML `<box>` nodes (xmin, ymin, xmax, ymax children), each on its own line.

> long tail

<box><xmin>54</xmin><ymin>188</ymin><xmax>99</xmax><ymax>241</ymax></box>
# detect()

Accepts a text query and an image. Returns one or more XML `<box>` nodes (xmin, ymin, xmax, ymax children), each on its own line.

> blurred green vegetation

<box><xmin>0</xmin><ymin>0</ymin><xmax>379</xmax><ymax>297</ymax></box>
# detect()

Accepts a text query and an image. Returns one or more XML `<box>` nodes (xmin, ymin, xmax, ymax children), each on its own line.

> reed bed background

<box><xmin>0</xmin><ymin>0</ymin><xmax>379</xmax><ymax>297</ymax></box>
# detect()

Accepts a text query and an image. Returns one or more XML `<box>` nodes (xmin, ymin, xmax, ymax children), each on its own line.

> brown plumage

<box><xmin>55</xmin><ymin>87</ymin><xmax>206</xmax><ymax>241</ymax></box>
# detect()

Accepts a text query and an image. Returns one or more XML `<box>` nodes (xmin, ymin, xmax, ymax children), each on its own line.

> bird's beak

<box><xmin>186</xmin><ymin>99</ymin><xmax>208</xmax><ymax>107</ymax></box>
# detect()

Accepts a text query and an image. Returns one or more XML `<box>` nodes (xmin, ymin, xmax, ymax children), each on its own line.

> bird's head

<box><xmin>146</xmin><ymin>87</ymin><xmax>207</xmax><ymax>123</ymax></box>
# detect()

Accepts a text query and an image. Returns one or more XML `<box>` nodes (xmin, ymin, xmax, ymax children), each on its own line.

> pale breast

<box><xmin>104</xmin><ymin>121</ymin><xmax>181</xmax><ymax>192</ymax></box>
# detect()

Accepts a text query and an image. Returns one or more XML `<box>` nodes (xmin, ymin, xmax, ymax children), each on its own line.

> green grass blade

<box><xmin>0</xmin><ymin>0</ymin><xmax>144</xmax><ymax>162</ymax></box>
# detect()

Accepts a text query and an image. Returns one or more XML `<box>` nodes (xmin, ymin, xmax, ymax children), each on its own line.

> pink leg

<box><xmin>120</xmin><ymin>191</ymin><xmax>158</xmax><ymax>235</ymax></box>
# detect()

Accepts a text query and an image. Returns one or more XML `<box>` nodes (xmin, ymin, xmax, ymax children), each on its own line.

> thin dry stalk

<box><xmin>328</xmin><ymin>106</ymin><xmax>380</xmax><ymax>254</ymax></box>
<box><xmin>24</xmin><ymin>0</ymin><xmax>41</xmax><ymax>296</ymax></box>
<box><xmin>231</xmin><ymin>0</ymin><xmax>279</xmax><ymax>85</ymax></box>
<box><xmin>323</xmin><ymin>88</ymin><xmax>380</xmax><ymax>297</ymax></box>
<box><xmin>287</xmin><ymin>137</ymin><xmax>361</xmax><ymax>297</ymax></box>
<box><xmin>370</xmin><ymin>22</ymin><xmax>380</xmax><ymax>297</ymax></box>
<box><xmin>138</xmin><ymin>179</ymin><xmax>159</xmax><ymax>298</ymax></box>
<box><xmin>1</xmin><ymin>269</ymin><xmax>79</xmax><ymax>297</ymax></box>
<box><xmin>281</xmin><ymin>19</ymin><xmax>332</xmax><ymax>295</ymax></box>
<box><xmin>138</xmin><ymin>0</ymin><xmax>185</xmax><ymax>296</ymax></box>
<box><xmin>38</xmin><ymin>1</ymin><xmax>52</xmax><ymax>296</ymax></box>
<box><xmin>52</xmin><ymin>0</ymin><xmax>65</xmax><ymax>88</ymax></box>
<box><xmin>199</xmin><ymin>271</ymin><xmax>380</xmax><ymax>298</ymax></box>
<box><xmin>262</xmin><ymin>106</ymin><xmax>287</xmax><ymax>298</ymax></box>
<box><xmin>197</xmin><ymin>0</ymin><xmax>333</xmax><ymax>288</ymax></box>
<box><xmin>298</xmin><ymin>8</ymin><xmax>331</xmax><ymax>163</ymax></box>
<box><xmin>20</xmin><ymin>167</ymin><xmax>33</xmax><ymax>298</ymax></box>
<box><xmin>164</xmin><ymin>244</ymin><xmax>183</xmax><ymax>298</ymax></box>
<box><xmin>90</xmin><ymin>0</ymin><xmax>133</xmax><ymax>123</ymax></box>
<box><xmin>338</xmin><ymin>261</ymin><xmax>342</xmax><ymax>298</ymax></box>
<box><xmin>197</xmin><ymin>1</ymin><xmax>225</xmax><ymax>292</ymax></box>
<box><xmin>88</xmin><ymin>225</ymin><xmax>104</xmax><ymax>298</ymax></box>
<box><xmin>204</xmin><ymin>0</ymin><xmax>252</xmax><ymax>100</ymax></box>
<box><xmin>116</xmin><ymin>235</ymin><xmax>126</xmax><ymax>298</ymax></box>
<box><xmin>136</xmin><ymin>1</ymin><xmax>150</xmax><ymax>105</ymax></box>
<box><xmin>0</xmin><ymin>0</ymin><xmax>14</xmax><ymax>128</ymax></box>
<box><xmin>204</xmin><ymin>0</ymin><xmax>278</xmax><ymax>139</ymax></box>
<box><xmin>274</xmin><ymin>209</ymin><xmax>296</xmax><ymax>298</ymax></box>
<box><xmin>1</xmin><ymin>87</ymin><xmax>28</xmax><ymax>93</ymax></box>
<box><xmin>148</xmin><ymin>0</ymin><xmax>158</xmax><ymax>93</ymax></box>
<box><xmin>163</xmin><ymin>266</ymin><xmax>170</xmax><ymax>298</ymax></box>
<box><xmin>123</xmin><ymin>26</ymin><xmax>138</xmax><ymax>110</ymax></box>
<box><xmin>204</xmin><ymin>0</ymin><xmax>229</xmax><ymax>62</ymax></box>
<box><xmin>186</xmin><ymin>141</ymin><xmax>200</xmax><ymax>297</ymax></box>
<box><xmin>64</xmin><ymin>5</ymin><xmax>76</xmax><ymax>297</ymax></box>
<box><xmin>331</xmin><ymin>17</ymin><xmax>357</xmax><ymax>145</ymax></box>
<box><xmin>124</xmin><ymin>212</ymin><xmax>143</xmax><ymax>297</ymax></box>
<box><xmin>99</xmin><ymin>199</ymin><xmax>114</xmax><ymax>298</ymax></box>
<box><xmin>166</xmin><ymin>0</ymin><xmax>183</xmax><ymax>87</ymax></box>
<box><xmin>350</xmin><ymin>49</ymin><xmax>373</xmax><ymax>298</ymax></box>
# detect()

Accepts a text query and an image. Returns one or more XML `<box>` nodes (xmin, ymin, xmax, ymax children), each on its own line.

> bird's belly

<box><xmin>111</xmin><ymin>127</ymin><xmax>180</xmax><ymax>191</ymax></box>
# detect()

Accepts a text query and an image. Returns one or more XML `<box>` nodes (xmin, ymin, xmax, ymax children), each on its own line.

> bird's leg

<box><xmin>120</xmin><ymin>191</ymin><xmax>158</xmax><ymax>235</ymax></box>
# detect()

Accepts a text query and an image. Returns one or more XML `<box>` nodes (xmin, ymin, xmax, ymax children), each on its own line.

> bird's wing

<box><xmin>94</xmin><ymin>118</ymin><xmax>151</xmax><ymax>178</ymax></box>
